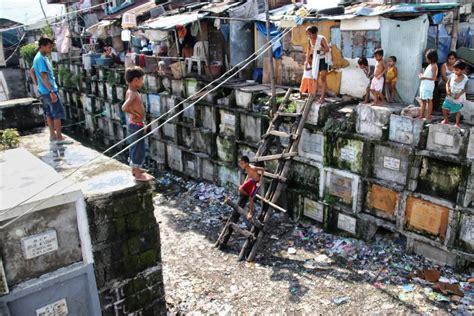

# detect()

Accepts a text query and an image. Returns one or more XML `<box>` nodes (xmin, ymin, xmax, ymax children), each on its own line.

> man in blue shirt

<box><xmin>30</xmin><ymin>36</ymin><xmax>69</xmax><ymax>144</ymax></box>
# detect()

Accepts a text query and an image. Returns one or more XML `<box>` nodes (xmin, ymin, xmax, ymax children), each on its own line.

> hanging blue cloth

<box><xmin>256</xmin><ymin>21</ymin><xmax>283</xmax><ymax>59</ymax></box>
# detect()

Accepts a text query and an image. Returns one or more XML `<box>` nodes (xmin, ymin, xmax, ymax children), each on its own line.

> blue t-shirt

<box><xmin>32</xmin><ymin>51</ymin><xmax>58</xmax><ymax>95</ymax></box>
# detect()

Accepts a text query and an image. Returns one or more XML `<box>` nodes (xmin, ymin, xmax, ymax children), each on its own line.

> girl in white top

<box><xmin>304</xmin><ymin>25</ymin><xmax>330</xmax><ymax>103</ymax></box>
<box><xmin>418</xmin><ymin>49</ymin><xmax>438</xmax><ymax>121</ymax></box>
<box><xmin>442</xmin><ymin>60</ymin><xmax>469</xmax><ymax>128</ymax></box>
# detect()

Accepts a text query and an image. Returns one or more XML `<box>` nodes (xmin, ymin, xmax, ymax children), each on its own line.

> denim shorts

<box><xmin>127</xmin><ymin>123</ymin><xmax>146</xmax><ymax>168</ymax></box>
<box><xmin>39</xmin><ymin>92</ymin><xmax>65</xmax><ymax>120</ymax></box>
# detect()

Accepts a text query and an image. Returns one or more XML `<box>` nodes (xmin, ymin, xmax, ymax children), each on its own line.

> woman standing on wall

<box><xmin>303</xmin><ymin>25</ymin><xmax>331</xmax><ymax>103</ymax></box>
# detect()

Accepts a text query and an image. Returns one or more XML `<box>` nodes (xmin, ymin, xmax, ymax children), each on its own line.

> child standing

<box><xmin>299</xmin><ymin>53</ymin><xmax>315</xmax><ymax>99</ymax></box>
<box><xmin>122</xmin><ymin>67</ymin><xmax>154</xmax><ymax>182</ymax></box>
<box><xmin>442</xmin><ymin>61</ymin><xmax>469</xmax><ymax>128</ymax></box>
<box><xmin>370</xmin><ymin>48</ymin><xmax>386</xmax><ymax>106</ymax></box>
<box><xmin>386</xmin><ymin>56</ymin><xmax>398</xmax><ymax>103</ymax></box>
<box><xmin>238</xmin><ymin>156</ymin><xmax>265</xmax><ymax>220</ymax></box>
<box><xmin>358</xmin><ymin>57</ymin><xmax>375</xmax><ymax>104</ymax></box>
<box><xmin>418</xmin><ymin>49</ymin><xmax>438</xmax><ymax>121</ymax></box>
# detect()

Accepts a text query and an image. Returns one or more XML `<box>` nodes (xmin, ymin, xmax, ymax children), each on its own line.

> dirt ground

<box><xmin>154</xmin><ymin>174</ymin><xmax>472</xmax><ymax>315</ymax></box>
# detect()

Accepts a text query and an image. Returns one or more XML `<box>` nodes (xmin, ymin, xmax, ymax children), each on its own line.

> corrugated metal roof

<box><xmin>104</xmin><ymin>0</ymin><xmax>156</xmax><ymax>20</ymax></box>
<box><xmin>201</xmin><ymin>1</ymin><xmax>243</xmax><ymax>14</ymax></box>
<box><xmin>142</xmin><ymin>12</ymin><xmax>206</xmax><ymax>30</ymax></box>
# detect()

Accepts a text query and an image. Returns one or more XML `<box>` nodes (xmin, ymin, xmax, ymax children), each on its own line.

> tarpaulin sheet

<box><xmin>380</xmin><ymin>15</ymin><xmax>429</xmax><ymax>103</ymax></box>
<box><xmin>255</xmin><ymin>22</ymin><xmax>282</xmax><ymax>59</ymax></box>
<box><xmin>229</xmin><ymin>0</ymin><xmax>258</xmax><ymax>66</ymax></box>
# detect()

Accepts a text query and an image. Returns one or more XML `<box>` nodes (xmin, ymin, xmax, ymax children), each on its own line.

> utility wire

<box><xmin>0</xmin><ymin>25</ymin><xmax>294</xmax><ymax>227</ymax></box>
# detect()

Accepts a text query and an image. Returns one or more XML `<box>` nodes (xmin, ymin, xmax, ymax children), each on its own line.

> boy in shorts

<box><xmin>238</xmin><ymin>156</ymin><xmax>265</xmax><ymax>220</ymax></box>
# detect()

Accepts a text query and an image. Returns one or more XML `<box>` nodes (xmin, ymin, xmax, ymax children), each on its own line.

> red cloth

<box><xmin>240</xmin><ymin>178</ymin><xmax>258</xmax><ymax>197</ymax></box>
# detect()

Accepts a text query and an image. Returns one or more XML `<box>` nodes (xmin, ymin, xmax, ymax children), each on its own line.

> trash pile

<box><xmin>153</xmin><ymin>173</ymin><xmax>473</xmax><ymax>313</ymax></box>
<box><xmin>283</xmin><ymin>224</ymin><xmax>474</xmax><ymax>313</ymax></box>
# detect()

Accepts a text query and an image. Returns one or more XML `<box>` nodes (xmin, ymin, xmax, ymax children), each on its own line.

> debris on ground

<box><xmin>153</xmin><ymin>173</ymin><xmax>474</xmax><ymax>314</ymax></box>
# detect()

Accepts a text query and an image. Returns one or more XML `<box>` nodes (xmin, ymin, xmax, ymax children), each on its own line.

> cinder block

<box><xmin>467</xmin><ymin>127</ymin><xmax>474</xmax><ymax>160</ymax></box>
<box><xmin>463</xmin><ymin>165</ymin><xmax>474</xmax><ymax>208</ymax></box>
<box><xmin>182</xmin><ymin>103</ymin><xmax>195</xmax><ymax>125</ymax></box>
<box><xmin>240</xmin><ymin>114</ymin><xmax>263</xmax><ymax>143</ymax></box>
<box><xmin>304</xmin><ymin>198</ymin><xmax>324</xmax><ymax>222</ymax></box>
<box><xmin>460</xmin><ymin>99</ymin><xmax>474</xmax><ymax>125</ymax></box>
<box><xmin>85</xmin><ymin>113</ymin><xmax>95</xmax><ymax>132</ymax></box>
<box><xmin>162</xmin><ymin>123</ymin><xmax>176</xmax><ymax>141</ymax></box>
<box><xmin>389</xmin><ymin>114</ymin><xmax>424</xmax><ymax>146</ymax></box>
<box><xmin>298</xmin><ymin>129</ymin><xmax>324</xmax><ymax>162</ymax></box>
<box><xmin>184</xmin><ymin>78</ymin><xmax>200</xmax><ymax>98</ymax></box>
<box><xmin>288</xmin><ymin>161</ymin><xmax>321</xmax><ymax>195</ymax></box>
<box><xmin>405</xmin><ymin>196</ymin><xmax>449</xmax><ymax>239</ymax></box>
<box><xmin>182</xmin><ymin>152</ymin><xmax>198</xmax><ymax>178</ymax></box>
<box><xmin>356</xmin><ymin>104</ymin><xmax>391</xmax><ymax>139</ymax></box>
<box><xmin>166</xmin><ymin>144</ymin><xmax>183</xmax><ymax>172</ymax></box>
<box><xmin>106</xmin><ymin>83</ymin><xmax>116</xmax><ymax>101</ymax></box>
<box><xmin>98</xmin><ymin>83</ymin><xmax>106</xmax><ymax>99</ymax></box>
<box><xmin>457</xmin><ymin>213</ymin><xmax>474</xmax><ymax>253</ymax></box>
<box><xmin>219</xmin><ymin>110</ymin><xmax>236</xmax><ymax>136</ymax></box>
<box><xmin>171</xmin><ymin>79</ymin><xmax>184</xmax><ymax>97</ymax></box>
<box><xmin>148</xmin><ymin>94</ymin><xmax>161</xmax><ymax>116</ymax></box>
<box><xmin>196</xmin><ymin>105</ymin><xmax>216</xmax><ymax>132</ymax></box>
<box><xmin>426</xmin><ymin>123</ymin><xmax>467</xmax><ymax>155</ymax></box>
<box><xmin>366</xmin><ymin>183</ymin><xmax>399</xmax><ymax>220</ymax></box>
<box><xmin>417</xmin><ymin>157</ymin><xmax>463</xmax><ymax>202</ymax></box>
<box><xmin>235</xmin><ymin>90</ymin><xmax>253</xmax><ymax>110</ymax></box>
<box><xmin>149</xmin><ymin>138</ymin><xmax>166</xmax><ymax>164</ymax></box>
<box><xmin>177</xmin><ymin>126</ymin><xmax>194</xmax><ymax>149</ymax></box>
<box><xmin>332</xmin><ymin>137</ymin><xmax>365</xmax><ymax>174</ymax></box>
<box><xmin>82</xmin><ymin>94</ymin><xmax>95</xmax><ymax>113</ymax></box>
<box><xmin>216</xmin><ymin>136</ymin><xmax>235</xmax><ymax>163</ymax></box>
<box><xmin>296</xmin><ymin>100</ymin><xmax>320</xmax><ymax>126</ymax></box>
<box><xmin>193</xmin><ymin>129</ymin><xmax>214</xmax><ymax>156</ymax></box>
<box><xmin>217</xmin><ymin>164</ymin><xmax>240</xmax><ymax>190</ymax></box>
<box><xmin>411</xmin><ymin>239</ymin><xmax>456</xmax><ymax>266</ymax></box>
<box><xmin>110</xmin><ymin>103</ymin><xmax>121</xmax><ymax>121</ymax></box>
<box><xmin>116</xmin><ymin>86</ymin><xmax>126</xmax><ymax>101</ymax></box>
<box><xmin>337</xmin><ymin>212</ymin><xmax>357</xmax><ymax>235</ymax></box>
<box><xmin>145</xmin><ymin>74</ymin><xmax>159</xmax><ymax>93</ymax></box>
<box><xmin>323</xmin><ymin>168</ymin><xmax>361</xmax><ymax>212</ymax></box>
<box><xmin>373</xmin><ymin>144</ymin><xmax>412</xmax><ymax>185</ymax></box>
<box><xmin>198</xmin><ymin>157</ymin><xmax>215</xmax><ymax>182</ymax></box>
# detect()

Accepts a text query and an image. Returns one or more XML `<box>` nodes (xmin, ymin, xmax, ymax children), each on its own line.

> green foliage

<box><xmin>106</xmin><ymin>71</ymin><xmax>117</xmax><ymax>85</ymax></box>
<box><xmin>0</xmin><ymin>129</ymin><xmax>20</xmax><ymax>150</ymax></box>
<box><xmin>323</xmin><ymin>193</ymin><xmax>336</xmax><ymax>205</ymax></box>
<box><xmin>282</xmin><ymin>101</ymin><xmax>297</xmax><ymax>113</ymax></box>
<box><xmin>41</xmin><ymin>26</ymin><xmax>53</xmax><ymax>38</ymax></box>
<box><xmin>20</xmin><ymin>43</ymin><xmax>38</xmax><ymax>65</ymax></box>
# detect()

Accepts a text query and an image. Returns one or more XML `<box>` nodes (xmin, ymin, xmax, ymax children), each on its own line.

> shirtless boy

<box><xmin>238</xmin><ymin>156</ymin><xmax>265</xmax><ymax>220</ymax></box>
<box><xmin>370</xmin><ymin>48</ymin><xmax>386</xmax><ymax>106</ymax></box>
<box><xmin>121</xmin><ymin>67</ymin><xmax>154</xmax><ymax>182</ymax></box>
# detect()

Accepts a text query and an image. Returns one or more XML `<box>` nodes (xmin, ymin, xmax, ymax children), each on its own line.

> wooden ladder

<box><xmin>215</xmin><ymin>91</ymin><xmax>314</xmax><ymax>262</ymax></box>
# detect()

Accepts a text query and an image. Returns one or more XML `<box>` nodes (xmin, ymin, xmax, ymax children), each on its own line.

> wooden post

<box><xmin>265</xmin><ymin>0</ymin><xmax>277</xmax><ymax>113</ymax></box>
<box><xmin>450</xmin><ymin>7</ymin><xmax>460</xmax><ymax>51</ymax></box>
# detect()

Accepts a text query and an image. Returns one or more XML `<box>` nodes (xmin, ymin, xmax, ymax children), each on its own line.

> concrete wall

<box><xmin>50</xmin><ymin>58</ymin><xmax>474</xmax><ymax>269</ymax></box>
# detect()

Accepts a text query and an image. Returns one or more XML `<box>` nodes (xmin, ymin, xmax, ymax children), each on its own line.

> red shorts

<box><xmin>240</xmin><ymin>178</ymin><xmax>258</xmax><ymax>197</ymax></box>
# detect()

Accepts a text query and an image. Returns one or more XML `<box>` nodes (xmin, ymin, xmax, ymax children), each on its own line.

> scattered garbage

<box><xmin>152</xmin><ymin>172</ymin><xmax>474</xmax><ymax>314</ymax></box>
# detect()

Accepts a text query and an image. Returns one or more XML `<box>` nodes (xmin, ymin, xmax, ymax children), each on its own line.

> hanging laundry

<box><xmin>53</xmin><ymin>23</ymin><xmax>72</xmax><ymax>54</ymax></box>
<box><xmin>176</xmin><ymin>25</ymin><xmax>187</xmax><ymax>42</ymax></box>
<box><xmin>190</xmin><ymin>21</ymin><xmax>200</xmax><ymax>37</ymax></box>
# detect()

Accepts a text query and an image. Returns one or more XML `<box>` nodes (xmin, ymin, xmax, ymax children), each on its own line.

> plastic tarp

<box><xmin>255</xmin><ymin>22</ymin><xmax>282</xmax><ymax>59</ymax></box>
<box><xmin>428</xmin><ymin>25</ymin><xmax>452</xmax><ymax>64</ymax></box>
<box><xmin>228</xmin><ymin>0</ymin><xmax>258</xmax><ymax>66</ymax></box>
<box><xmin>380</xmin><ymin>15</ymin><xmax>430</xmax><ymax>103</ymax></box>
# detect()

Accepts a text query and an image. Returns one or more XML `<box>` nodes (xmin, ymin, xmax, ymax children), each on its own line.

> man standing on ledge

<box><xmin>30</xmin><ymin>36</ymin><xmax>70</xmax><ymax>144</ymax></box>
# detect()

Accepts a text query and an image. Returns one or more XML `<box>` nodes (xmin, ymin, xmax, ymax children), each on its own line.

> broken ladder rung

<box><xmin>255</xmin><ymin>194</ymin><xmax>287</xmax><ymax>213</ymax></box>
<box><xmin>229</xmin><ymin>222</ymin><xmax>255</xmax><ymax>239</ymax></box>
<box><xmin>264</xmin><ymin>130</ymin><xmax>296</xmax><ymax>139</ymax></box>
<box><xmin>252</xmin><ymin>152</ymin><xmax>297</xmax><ymax>162</ymax></box>
<box><xmin>276</xmin><ymin>112</ymin><xmax>302</xmax><ymax>118</ymax></box>
<box><xmin>263</xmin><ymin>172</ymin><xmax>287</xmax><ymax>182</ymax></box>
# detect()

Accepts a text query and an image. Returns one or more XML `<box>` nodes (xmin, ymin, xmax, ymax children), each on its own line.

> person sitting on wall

<box><xmin>304</xmin><ymin>25</ymin><xmax>330</xmax><ymax>103</ymax></box>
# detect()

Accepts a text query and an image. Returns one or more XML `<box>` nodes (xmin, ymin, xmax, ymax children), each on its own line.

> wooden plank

<box><xmin>229</xmin><ymin>222</ymin><xmax>255</xmax><ymax>239</ymax></box>
<box><xmin>255</xmin><ymin>194</ymin><xmax>287</xmax><ymax>213</ymax></box>
<box><xmin>262</xmin><ymin>172</ymin><xmax>287</xmax><ymax>182</ymax></box>
<box><xmin>266</xmin><ymin>130</ymin><xmax>292</xmax><ymax>138</ymax></box>
<box><xmin>224</xmin><ymin>198</ymin><xmax>263</xmax><ymax>229</ymax></box>
<box><xmin>252</xmin><ymin>152</ymin><xmax>297</xmax><ymax>162</ymax></box>
<box><xmin>276</xmin><ymin>112</ymin><xmax>302</xmax><ymax>117</ymax></box>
